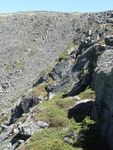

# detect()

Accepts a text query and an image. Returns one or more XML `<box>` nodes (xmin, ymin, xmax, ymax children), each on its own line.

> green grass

<box><xmin>78</xmin><ymin>88</ymin><xmax>95</xmax><ymax>100</ymax></box>
<box><xmin>34</xmin><ymin>93</ymin><xmax>75</xmax><ymax>127</ymax></box>
<box><xmin>22</xmin><ymin>127</ymin><xmax>82</xmax><ymax>150</ymax></box>
<box><xmin>56</xmin><ymin>97</ymin><xmax>76</xmax><ymax>110</ymax></box>
<box><xmin>20</xmin><ymin>92</ymin><xmax>95</xmax><ymax>150</ymax></box>
<box><xmin>20</xmin><ymin>92</ymin><xmax>83</xmax><ymax>150</ymax></box>
<box><xmin>35</xmin><ymin>105</ymin><xmax>69</xmax><ymax>127</ymax></box>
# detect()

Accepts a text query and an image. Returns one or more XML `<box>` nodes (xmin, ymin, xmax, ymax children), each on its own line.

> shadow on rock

<box><xmin>9</xmin><ymin>96</ymin><xmax>39</xmax><ymax>125</ymax></box>
<box><xmin>68</xmin><ymin>100</ymin><xmax>94</xmax><ymax>122</ymax></box>
<box><xmin>10</xmin><ymin>132</ymin><xmax>31</xmax><ymax>149</ymax></box>
<box><xmin>78</xmin><ymin>123</ymin><xmax>110</xmax><ymax>150</ymax></box>
<box><xmin>68</xmin><ymin>100</ymin><xmax>110</xmax><ymax>150</ymax></box>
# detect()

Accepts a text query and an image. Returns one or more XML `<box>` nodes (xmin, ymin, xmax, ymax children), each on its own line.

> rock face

<box><xmin>92</xmin><ymin>46</ymin><xmax>113</xmax><ymax>149</ymax></box>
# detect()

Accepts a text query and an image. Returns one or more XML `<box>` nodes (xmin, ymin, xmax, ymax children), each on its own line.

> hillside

<box><xmin>0</xmin><ymin>11</ymin><xmax>82</xmax><ymax>110</ymax></box>
<box><xmin>0</xmin><ymin>11</ymin><xmax>110</xmax><ymax>110</ymax></box>
<box><xmin>0</xmin><ymin>11</ymin><xmax>113</xmax><ymax>150</ymax></box>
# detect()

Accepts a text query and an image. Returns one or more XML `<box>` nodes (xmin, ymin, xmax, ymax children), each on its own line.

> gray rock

<box><xmin>79</xmin><ymin>37</ymin><xmax>94</xmax><ymax>51</ymax></box>
<box><xmin>19</xmin><ymin>125</ymin><xmax>32</xmax><ymax>136</ymax></box>
<box><xmin>48</xmin><ymin>92</ymin><xmax>56</xmax><ymax>100</ymax></box>
<box><xmin>68</xmin><ymin>44</ymin><xmax>105</xmax><ymax>96</ymax></box>
<box><xmin>9</xmin><ymin>95</ymin><xmax>40</xmax><ymax>124</ymax></box>
<box><xmin>92</xmin><ymin>47</ymin><xmax>113</xmax><ymax>149</ymax></box>
<box><xmin>111</xmin><ymin>12</ymin><xmax>113</xmax><ymax>18</ymax></box>
<box><xmin>38</xmin><ymin>121</ymin><xmax>49</xmax><ymax>128</ymax></box>
<box><xmin>18</xmin><ymin>139</ymin><xmax>25</xmax><ymax>144</ymax></box>
<box><xmin>105</xmin><ymin>35</ymin><xmax>113</xmax><ymax>46</ymax></box>
<box><xmin>47</xmin><ymin>58</ymin><xmax>74</xmax><ymax>93</ymax></box>
<box><xmin>107</xmin><ymin>18</ymin><xmax>113</xmax><ymax>23</ymax></box>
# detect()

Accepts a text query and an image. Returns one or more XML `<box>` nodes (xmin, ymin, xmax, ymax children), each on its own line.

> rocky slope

<box><xmin>0</xmin><ymin>10</ymin><xmax>113</xmax><ymax>150</ymax></box>
<box><xmin>0</xmin><ymin>11</ymin><xmax>84</xmax><ymax>110</ymax></box>
<box><xmin>0</xmin><ymin>11</ymin><xmax>111</xmax><ymax>110</ymax></box>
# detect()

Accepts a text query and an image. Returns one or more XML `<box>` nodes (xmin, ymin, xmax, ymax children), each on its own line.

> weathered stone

<box><xmin>38</xmin><ymin>121</ymin><xmax>49</xmax><ymax>128</ymax></box>
<box><xmin>105</xmin><ymin>35</ymin><xmax>113</xmax><ymax>46</ymax></box>
<box><xmin>107</xmin><ymin>18</ymin><xmax>113</xmax><ymax>23</ymax></box>
<box><xmin>68</xmin><ymin>44</ymin><xmax>105</xmax><ymax>96</ymax></box>
<box><xmin>48</xmin><ymin>92</ymin><xmax>56</xmax><ymax>100</ymax></box>
<box><xmin>79</xmin><ymin>37</ymin><xmax>94</xmax><ymax>51</ymax></box>
<box><xmin>9</xmin><ymin>95</ymin><xmax>40</xmax><ymax>124</ymax></box>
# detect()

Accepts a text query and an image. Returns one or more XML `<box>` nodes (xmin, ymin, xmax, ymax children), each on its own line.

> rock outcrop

<box><xmin>92</xmin><ymin>45</ymin><xmax>113</xmax><ymax>149</ymax></box>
